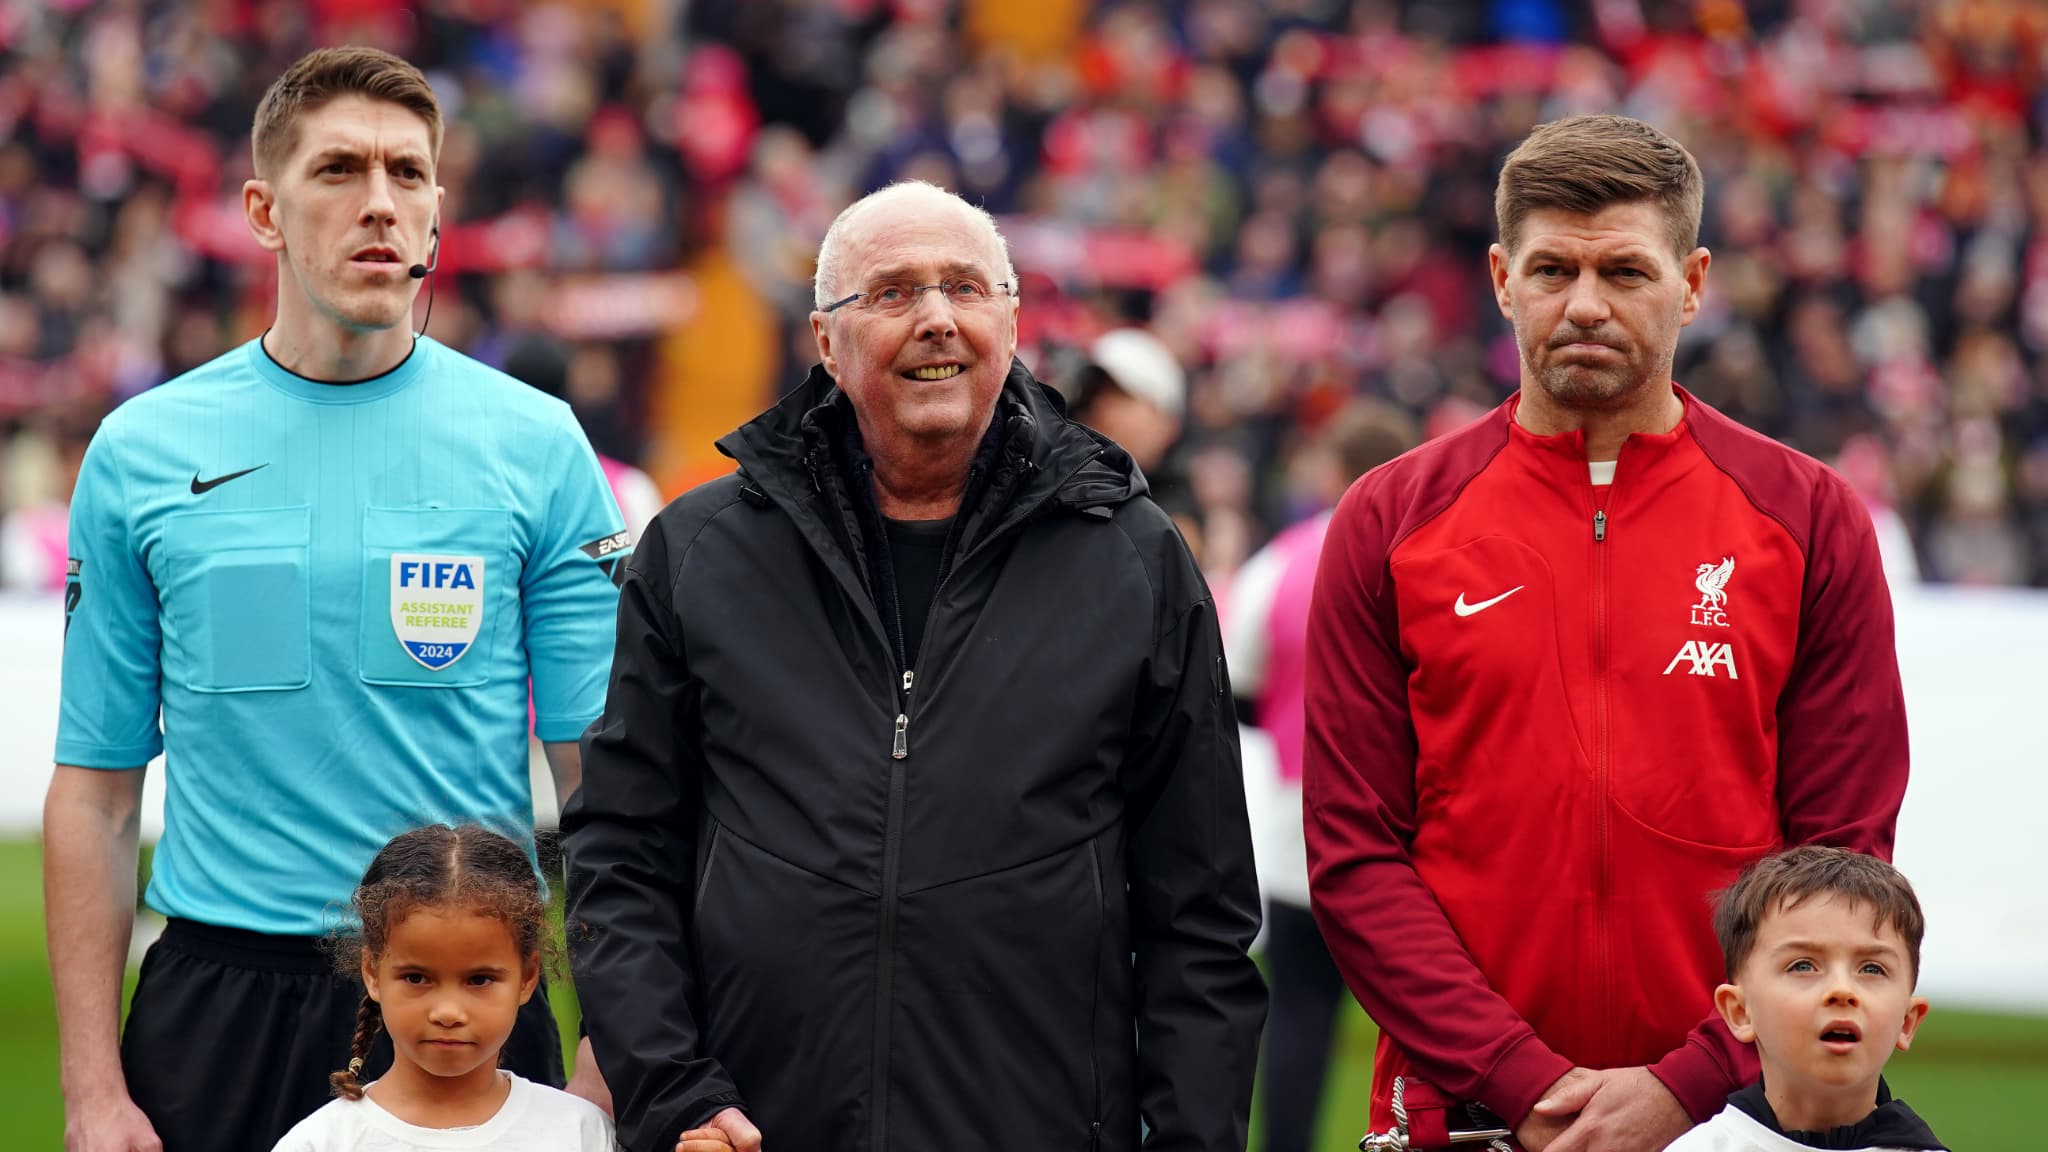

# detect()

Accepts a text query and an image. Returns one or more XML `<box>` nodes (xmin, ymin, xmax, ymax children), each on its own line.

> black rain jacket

<box><xmin>562</xmin><ymin>360</ymin><xmax>1265</xmax><ymax>1152</ymax></box>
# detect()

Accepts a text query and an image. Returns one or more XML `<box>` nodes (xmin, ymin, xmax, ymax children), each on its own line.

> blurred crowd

<box><xmin>3</xmin><ymin>0</ymin><xmax>2047</xmax><ymax>590</ymax></box>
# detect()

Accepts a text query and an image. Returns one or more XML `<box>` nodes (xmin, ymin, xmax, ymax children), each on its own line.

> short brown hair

<box><xmin>1495</xmin><ymin>114</ymin><xmax>1704</xmax><ymax>260</ymax></box>
<box><xmin>1715</xmin><ymin>846</ymin><xmax>1925</xmax><ymax>985</ymax></box>
<box><xmin>252</xmin><ymin>47</ymin><xmax>442</xmax><ymax>178</ymax></box>
<box><xmin>1321</xmin><ymin>398</ymin><xmax>1419</xmax><ymax>483</ymax></box>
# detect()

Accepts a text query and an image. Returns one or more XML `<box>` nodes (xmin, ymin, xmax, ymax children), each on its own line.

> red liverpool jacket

<box><xmin>1304</xmin><ymin>388</ymin><xmax>1908</xmax><ymax>1131</ymax></box>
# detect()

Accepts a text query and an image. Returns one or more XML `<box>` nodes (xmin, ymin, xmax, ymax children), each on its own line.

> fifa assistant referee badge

<box><xmin>390</xmin><ymin>554</ymin><xmax>486</xmax><ymax>670</ymax></box>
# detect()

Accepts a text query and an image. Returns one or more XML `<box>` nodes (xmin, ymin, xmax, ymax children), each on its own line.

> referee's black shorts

<box><xmin>120</xmin><ymin>917</ymin><xmax>566</xmax><ymax>1152</ymax></box>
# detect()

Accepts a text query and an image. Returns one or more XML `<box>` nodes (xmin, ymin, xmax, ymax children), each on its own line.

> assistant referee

<box><xmin>45</xmin><ymin>47</ymin><xmax>624</xmax><ymax>1152</ymax></box>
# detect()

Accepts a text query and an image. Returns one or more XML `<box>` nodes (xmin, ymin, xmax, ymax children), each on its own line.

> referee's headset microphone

<box><xmin>409</xmin><ymin>222</ymin><xmax>440</xmax><ymax>337</ymax></box>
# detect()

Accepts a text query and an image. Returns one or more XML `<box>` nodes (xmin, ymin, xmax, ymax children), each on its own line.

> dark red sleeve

<box><xmin>1647</xmin><ymin>1013</ymin><xmax>1757</xmax><ymax>1122</ymax></box>
<box><xmin>1303</xmin><ymin>471</ymin><xmax>1573</xmax><ymax>1127</ymax></box>
<box><xmin>1774</xmin><ymin>470</ymin><xmax>1909</xmax><ymax>855</ymax></box>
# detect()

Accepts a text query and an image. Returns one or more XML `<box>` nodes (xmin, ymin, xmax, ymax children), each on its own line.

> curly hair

<box><xmin>325</xmin><ymin>823</ymin><xmax>550</xmax><ymax>1100</ymax></box>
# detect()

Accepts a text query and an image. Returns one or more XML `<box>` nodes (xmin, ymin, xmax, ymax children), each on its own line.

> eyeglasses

<box><xmin>823</xmin><ymin>278</ymin><xmax>1016</xmax><ymax>317</ymax></box>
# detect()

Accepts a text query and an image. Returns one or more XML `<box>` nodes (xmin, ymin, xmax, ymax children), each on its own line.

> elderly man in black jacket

<box><xmin>562</xmin><ymin>180</ymin><xmax>1266</xmax><ymax>1152</ymax></box>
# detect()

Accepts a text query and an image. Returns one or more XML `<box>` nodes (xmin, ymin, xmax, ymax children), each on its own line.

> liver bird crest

<box><xmin>1694</xmin><ymin>556</ymin><xmax>1735</xmax><ymax>609</ymax></box>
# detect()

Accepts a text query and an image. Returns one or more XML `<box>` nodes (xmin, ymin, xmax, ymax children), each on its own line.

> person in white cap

<box><xmin>1074</xmin><ymin>327</ymin><xmax>1186</xmax><ymax>476</ymax></box>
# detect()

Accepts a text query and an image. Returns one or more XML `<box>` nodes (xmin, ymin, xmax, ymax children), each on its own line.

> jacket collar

<box><xmin>1728</xmin><ymin>1078</ymin><xmax>1945</xmax><ymax>1150</ymax></box>
<box><xmin>1504</xmin><ymin>383</ymin><xmax>1699</xmax><ymax>477</ymax></box>
<box><xmin>719</xmin><ymin>357</ymin><xmax>1143</xmax><ymax>549</ymax></box>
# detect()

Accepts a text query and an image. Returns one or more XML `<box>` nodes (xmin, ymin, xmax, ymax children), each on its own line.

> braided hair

<box><xmin>326</xmin><ymin>824</ymin><xmax>549</xmax><ymax>1100</ymax></box>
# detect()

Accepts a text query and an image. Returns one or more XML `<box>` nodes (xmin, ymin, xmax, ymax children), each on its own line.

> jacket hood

<box><xmin>719</xmin><ymin>357</ymin><xmax>1146</xmax><ymax>524</ymax></box>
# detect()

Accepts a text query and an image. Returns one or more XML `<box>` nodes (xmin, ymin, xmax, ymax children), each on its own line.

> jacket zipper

<box><xmin>1087</xmin><ymin>840</ymin><xmax>1105</xmax><ymax>1149</ymax></box>
<box><xmin>871</xmin><ymin>492</ymin><xmax>975</xmax><ymax>1152</ymax></box>
<box><xmin>1591</xmin><ymin>468</ymin><xmax>1615</xmax><ymax>1053</ymax></box>
<box><xmin>882</xmin><ymin>462</ymin><xmax>981</xmax><ymax>764</ymax></box>
<box><xmin>871</xmin><ymin>670</ymin><xmax>911</xmax><ymax>1152</ymax></box>
<box><xmin>870</xmin><ymin>737</ymin><xmax>909</xmax><ymax>1152</ymax></box>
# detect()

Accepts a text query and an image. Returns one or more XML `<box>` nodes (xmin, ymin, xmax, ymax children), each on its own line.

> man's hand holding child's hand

<box><xmin>677</xmin><ymin>1107</ymin><xmax>762</xmax><ymax>1152</ymax></box>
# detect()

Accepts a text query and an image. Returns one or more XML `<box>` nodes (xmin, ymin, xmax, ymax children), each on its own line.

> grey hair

<box><xmin>813</xmin><ymin>180</ymin><xmax>1018</xmax><ymax>310</ymax></box>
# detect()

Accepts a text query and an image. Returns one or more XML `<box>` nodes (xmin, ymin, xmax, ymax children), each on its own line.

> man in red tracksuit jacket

<box><xmin>1305</xmin><ymin>114</ymin><xmax>1908</xmax><ymax>1152</ymax></box>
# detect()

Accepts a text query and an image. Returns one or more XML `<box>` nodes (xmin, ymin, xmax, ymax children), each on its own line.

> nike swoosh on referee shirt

<box><xmin>1453</xmin><ymin>585</ymin><xmax>1525</xmax><ymax>617</ymax></box>
<box><xmin>190</xmin><ymin>464</ymin><xmax>269</xmax><ymax>494</ymax></box>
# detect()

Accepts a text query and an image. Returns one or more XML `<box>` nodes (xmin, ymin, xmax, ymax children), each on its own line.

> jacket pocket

<box><xmin>1604</xmin><ymin>805</ymin><xmax>1775</xmax><ymax>1065</ymax></box>
<box><xmin>693</xmin><ymin>822</ymin><xmax>724</xmax><ymax>918</ymax></box>
<box><xmin>890</xmin><ymin>838</ymin><xmax>1110</xmax><ymax>1148</ymax></box>
<box><xmin>159</xmin><ymin>507</ymin><xmax>311</xmax><ymax>692</ymax></box>
<box><xmin>692</xmin><ymin>827</ymin><xmax>875</xmax><ymax>1150</ymax></box>
<box><xmin>358</xmin><ymin>507</ymin><xmax>513</xmax><ymax>688</ymax></box>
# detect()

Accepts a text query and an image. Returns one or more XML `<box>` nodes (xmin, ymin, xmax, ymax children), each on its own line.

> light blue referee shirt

<box><xmin>56</xmin><ymin>337</ymin><xmax>629</xmax><ymax>935</ymax></box>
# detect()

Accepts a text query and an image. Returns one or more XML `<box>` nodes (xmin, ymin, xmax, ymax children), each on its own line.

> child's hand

<box><xmin>675</xmin><ymin>1126</ymin><xmax>735</xmax><ymax>1152</ymax></box>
